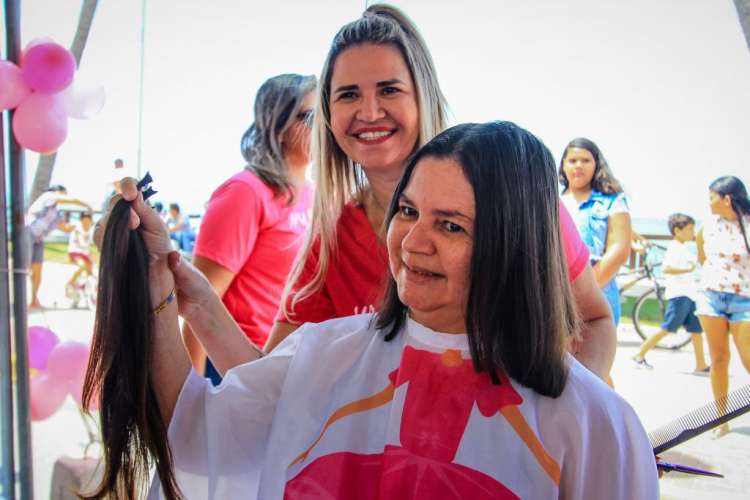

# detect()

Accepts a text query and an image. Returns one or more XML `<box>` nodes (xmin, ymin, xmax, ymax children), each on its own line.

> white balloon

<box><xmin>61</xmin><ymin>84</ymin><xmax>105</xmax><ymax>119</ymax></box>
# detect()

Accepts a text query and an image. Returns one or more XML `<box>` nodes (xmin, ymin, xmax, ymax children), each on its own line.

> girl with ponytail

<box><xmin>265</xmin><ymin>3</ymin><xmax>617</xmax><ymax>382</ymax></box>
<box><xmin>696</xmin><ymin>175</ymin><xmax>750</xmax><ymax>437</ymax></box>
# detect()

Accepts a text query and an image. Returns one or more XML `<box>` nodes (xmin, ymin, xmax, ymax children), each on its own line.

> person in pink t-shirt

<box><xmin>183</xmin><ymin>73</ymin><xmax>316</xmax><ymax>381</ymax></box>
<box><xmin>264</xmin><ymin>5</ymin><xmax>615</xmax><ymax>381</ymax></box>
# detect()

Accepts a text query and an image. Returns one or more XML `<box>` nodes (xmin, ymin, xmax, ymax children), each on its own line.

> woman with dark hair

<box><xmin>559</xmin><ymin>137</ymin><xmax>632</xmax><ymax>325</ymax></box>
<box><xmin>89</xmin><ymin>122</ymin><xmax>657</xmax><ymax>499</ymax></box>
<box><xmin>182</xmin><ymin>73</ymin><xmax>316</xmax><ymax>382</ymax></box>
<box><xmin>695</xmin><ymin>175</ymin><xmax>750</xmax><ymax>437</ymax></box>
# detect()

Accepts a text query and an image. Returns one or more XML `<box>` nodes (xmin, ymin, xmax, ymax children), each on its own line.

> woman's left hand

<box><xmin>166</xmin><ymin>251</ymin><xmax>216</xmax><ymax>324</ymax></box>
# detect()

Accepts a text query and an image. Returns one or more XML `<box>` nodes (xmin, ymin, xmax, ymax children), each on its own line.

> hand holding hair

<box><xmin>97</xmin><ymin>175</ymin><xmax>261</xmax><ymax>358</ymax></box>
<box><xmin>83</xmin><ymin>192</ymin><xmax>187</xmax><ymax>500</ymax></box>
<box><xmin>95</xmin><ymin>177</ymin><xmax>215</xmax><ymax>322</ymax></box>
<box><xmin>95</xmin><ymin>177</ymin><xmax>174</xmax><ymax>261</ymax></box>
<box><xmin>83</xmin><ymin>175</ymin><xmax>263</xmax><ymax>499</ymax></box>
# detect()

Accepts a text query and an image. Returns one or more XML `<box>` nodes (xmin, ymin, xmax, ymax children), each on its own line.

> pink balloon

<box><xmin>68</xmin><ymin>377</ymin><xmax>99</xmax><ymax>411</ymax></box>
<box><xmin>21</xmin><ymin>42</ymin><xmax>76</xmax><ymax>94</ymax></box>
<box><xmin>12</xmin><ymin>93</ymin><xmax>68</xmax><ymax>153</ymax></box>
<box><xmin>27</xmin><ymin>325</ymin><xmax>60</xmax><ymax>370</ymax></box>
<box><xmin>61</xmin><ymin>84</ymin><xmax>105</xmax><ymax>119</ymax></box>
<box><xmin>30</xmin><ymin>373</ymin><xmax>68</xmax><ymax>421</ymax></box>
<box><xmin>0</xmin><ymin>61</ymin><xmax>32</xmax><ymax>111</ymax></box>
<box><xmin>46</xmin><ymin>341</ymin><xmax>90</xmax><ymax>383</ymax></box>
<box><xmin>23</xmin><ymin>37</ymin><xmax>55</xmax><ymax>54</ymax></box>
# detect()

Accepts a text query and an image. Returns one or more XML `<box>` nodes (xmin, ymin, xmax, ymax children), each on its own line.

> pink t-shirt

<box><xmin>279</xmin><ymin>202</ymin><xmax>589</xmax><ymax>325</ymax></box>
<box><xmin>195</xmin><ymin>170</ymin><xmax>313</xmax><ymax>347</ymax></box>
<box><xmin>559</xmin><ymin>201</ymin><xmax>591</xmax><ymax>281</ymax></box>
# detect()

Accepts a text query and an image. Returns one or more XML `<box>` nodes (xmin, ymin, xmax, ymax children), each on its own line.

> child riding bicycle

<box><xmin>65</xmin><ymin>213</ymin><xmax>96</xmax><ymax>307</ymax></box>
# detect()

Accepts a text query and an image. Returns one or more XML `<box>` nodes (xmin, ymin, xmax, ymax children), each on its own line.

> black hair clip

<box><xmin>136</xmin><ymin>171</ymin><xmax>157</xmax><ymax>201</ymax></box>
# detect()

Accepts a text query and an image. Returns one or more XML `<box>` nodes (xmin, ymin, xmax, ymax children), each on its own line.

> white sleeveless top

<box><xmin>701</xmin><ymin>214</ymin><xmax>750</xmax><ymax>297</ymax></box>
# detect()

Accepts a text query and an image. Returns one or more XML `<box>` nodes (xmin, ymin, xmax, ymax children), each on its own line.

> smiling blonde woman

<box><xmin>265</xmin><ymin>4</ymin><xmax>617</xmax><ymax>382</ymax></box>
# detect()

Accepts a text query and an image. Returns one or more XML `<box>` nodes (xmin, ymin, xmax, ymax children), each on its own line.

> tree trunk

<box><xmin>27</xmin><ymin>0</ymin><xmax>99</xmax><ymax>207</ymax></box>
<box><xmin>735</xmin><ymin>0</ymin><xmax>750</xmax><ymax>53</ymax></box>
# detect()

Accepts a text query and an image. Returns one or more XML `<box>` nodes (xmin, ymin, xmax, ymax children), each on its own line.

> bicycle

<box><xmin>74</xmin><ymin>273</ymin><xmax>97</xmax><ymax>310</ymax></box>
<box><xmin>618</xmin><ymin>243</ymin><xmax>693</xmax><ymax>350</ymax></box>
<box><xmin>65</xmin><ymin>262</ymin><xmax>98</xmax><ymax>310</ymax></box>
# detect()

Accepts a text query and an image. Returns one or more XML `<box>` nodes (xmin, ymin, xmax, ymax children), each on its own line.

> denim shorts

<box><xmin>602</xmin><ymin>279</ymin><xmax>621</xmax><ymax>326</ymax></box>
<box><xmin>695</xmin><ymin>290</ymin><xmax>750</xmax><ymax>323</ymax></box>
<box><xmin>661</xmin><ymin>296</ymin><xmax>702</xmax><ymax>333</ymax></box>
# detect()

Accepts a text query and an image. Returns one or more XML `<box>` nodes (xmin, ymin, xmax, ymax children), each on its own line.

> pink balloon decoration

<box><xmin>12</xmin><ymin>93</ymin><xmax>68</xmax><ymax>153</ymax></box>
<box><xmin>68</xmin><ymin>377</ymin><xmax>99</xmax><ymax>411</ymax></box>
<box><xmin>27</xmin><ymin>325</ymin><xmax>60</xmax><ymax>370</ymax></box>
<box><xmin>21</xmin><ymin>42</ymin><xmax>76</xmax><ymax>94</ymax></box>
<box><xmin>30</xmin><ymin>373</ymin><xmax>68</xmax><ymax>421</ymax></box>
<box><xmin>0</xmin><ymin>61</ymin><xmax>31</xmax><ymax>111</ymax></box>
<box><xmin>23</xmin><ymin>37</ymin><xmax>55</xmax><ymax>55</ymax></box>
<box><xmin>61</xmin><ymin>84</ymin><xmax>105</xmax><ymax>119</ymax></box>
<box><xmin>46</xmin><ymin>341</ymin><xmax>90</xmax><ymax>383</ymax></box>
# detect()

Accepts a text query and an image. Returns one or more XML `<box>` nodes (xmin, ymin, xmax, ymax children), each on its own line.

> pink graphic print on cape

<box><xmin>284</xmin><ymin>346</ymin><xmax>525</xmax><ymax>499</ymax></box>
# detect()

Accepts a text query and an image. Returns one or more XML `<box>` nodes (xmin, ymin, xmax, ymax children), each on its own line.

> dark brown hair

<box><xmin>377</xmin><ymin>122</ymin><xmax>577</xmax><ymax>397</ymax></box>
<box><xmin>667</xmin><ymin>213</ymin><xmax>695</xmax><ymax>236</ymax></box>
<box><xmin>710</xmin><ymin>175</ymin><xmax>750</xmax><ymax>253</ymax></box>
<box><xmin>81</xmin><ymin>199</ymin><xmax>182</xmax><ymax>499</ymax></box>
<box><xmin>559</xmin><ymin>137</ymin><xmax>623</xmax><ymax>195</ymax></box>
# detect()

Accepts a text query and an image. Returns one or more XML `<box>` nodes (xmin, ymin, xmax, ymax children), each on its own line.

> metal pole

<box><xmin>0</xmin><ymin>108</ymin><xmax>17</xmax><ymax>500</ymax></box>
<box><xmin>136</xmin><ymin>0</ymin><xmax>147</xmax><ymax>179</ymax></box>
<box><xmin>4</xmin><ymin>0</ymin><xmax>34</xmax><ymax>498</ymax></box>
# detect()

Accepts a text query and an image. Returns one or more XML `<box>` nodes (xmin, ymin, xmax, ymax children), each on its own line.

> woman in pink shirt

<box><xmin>264</xmin><ymin>4</ymin><xmax>615</xmax><ymax>380</ymax></box>
<box><xmin>183</xmin><ymin>73</ymin><xmax>316</xmax><ymax>381</ymax></box>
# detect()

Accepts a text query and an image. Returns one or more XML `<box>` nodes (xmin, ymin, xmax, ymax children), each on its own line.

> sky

<box><xmin>2</xmin><ymin>0</ymin><xmax>750</xmax><ymax>223</ymax></box>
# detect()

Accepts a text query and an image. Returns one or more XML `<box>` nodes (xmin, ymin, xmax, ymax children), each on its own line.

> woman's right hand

<box><xmin>94</xmin><ymin>178</ymin><xmax>173</xmax><ymax>264</ymax></box>
<box><xmin>94</xmin><ymin>177</ymin><xmax>215</xmax><ymax>321</ymax></box>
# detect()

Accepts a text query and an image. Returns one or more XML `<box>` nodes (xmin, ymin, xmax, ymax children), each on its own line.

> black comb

<box><xmin>649</xmin><ymin>384</ymin><xmax>750</xmax><ymax>455</ymax></box>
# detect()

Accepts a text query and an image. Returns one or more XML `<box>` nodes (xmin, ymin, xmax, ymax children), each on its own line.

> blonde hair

<box><xmin>282</xmin><ymin>4</ymin><xmax>448</xmax><ymax>321</ymax></box>
<box><xmin>240</xmin><ymin>73</ymin><xmax>317</xmax><ymax>203</ymax></box>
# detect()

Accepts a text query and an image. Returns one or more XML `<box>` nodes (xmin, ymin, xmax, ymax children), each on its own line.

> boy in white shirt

<box><xmin>632</xmin><ymin>214</ymin><xmax>709</xmax><ymax>374</ymax></box>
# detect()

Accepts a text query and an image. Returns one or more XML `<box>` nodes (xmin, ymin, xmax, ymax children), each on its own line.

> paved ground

<box><xmin>25</xmin><ymin>262</ymin><xmax>750</xmax><ymax>499</ymax></box>
<box><xmin>614</xmin><ymin>324</ymin><xmax>750</xmax><ymax>499</ymax></box>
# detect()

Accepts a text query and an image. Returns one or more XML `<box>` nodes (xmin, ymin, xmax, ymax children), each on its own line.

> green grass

<box><xmin>620</xmin><ymin>295</ymin><xmax>663</xmax><ymax>326</ymax></box>
<box><xmin>43</xmin><ymin>242</ymin><xmax>99</xmax><ymax>264</ymax></box>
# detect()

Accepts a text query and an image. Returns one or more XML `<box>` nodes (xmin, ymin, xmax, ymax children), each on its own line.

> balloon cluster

<box><xmin>0</xmin><ymin>38</ymin><xmax>105</xmax><ymax>153</ymax></box>
<box><xmin>27</xmin><ymin>325</ymin><xmax>98</xmax><ymax>421</ymax></box>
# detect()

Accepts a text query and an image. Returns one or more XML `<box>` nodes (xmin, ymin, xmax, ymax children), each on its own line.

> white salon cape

<box><xmin>149</xmin><ymin>315</ymin><xmax>658</xmax><ymax>499</ymax></box>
